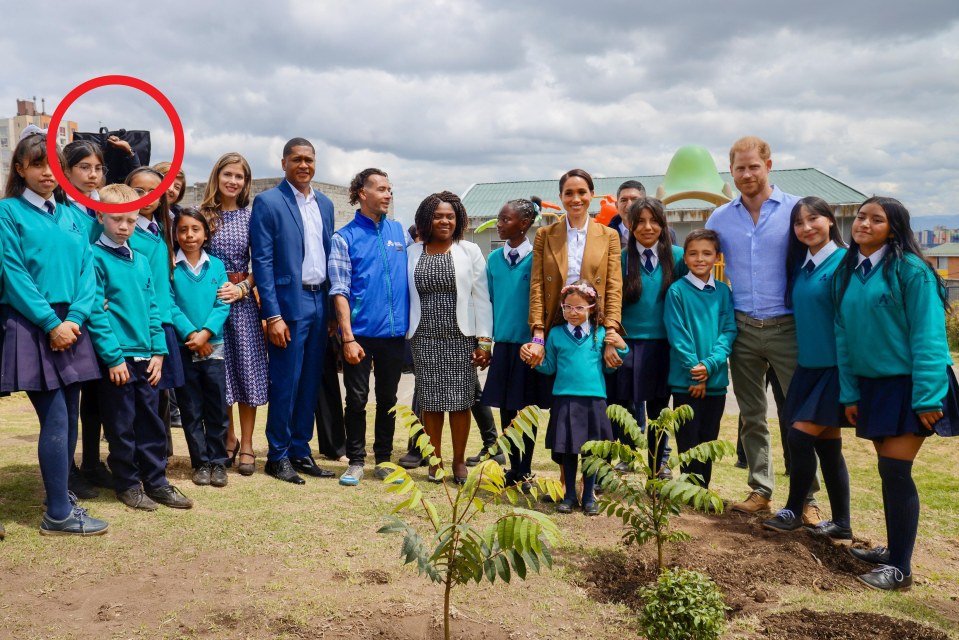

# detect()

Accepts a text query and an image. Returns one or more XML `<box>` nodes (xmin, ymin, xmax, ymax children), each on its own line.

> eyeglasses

<box><xmin>561</xmin><ymin>304</ymin><xmax>595</xmax><ymax>313</ymax></box>
<box><xmin>76</xmin><ymin>163</ymin><xmax>107</xmax><ymax>175</ymax></box>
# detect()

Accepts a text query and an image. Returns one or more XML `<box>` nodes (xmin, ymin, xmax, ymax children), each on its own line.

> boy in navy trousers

<box><xmin>85</xmin><ymin>184</ymin><xmax>193</xmax><ymax>511</ymax></box>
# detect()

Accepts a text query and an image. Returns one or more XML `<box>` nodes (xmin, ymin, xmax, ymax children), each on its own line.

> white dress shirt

<box><xmin>566</xmin><ymin>321</ymin><xmax>592</xmax><ymax>336</ymax></box>
<box><xmin>685</xmin><ymin>272</ymin><xmax>717</xmax><ymax>290</ymax></box>
<box><xmin>289</xmin><ymin>180</ymin><xmax>327</xmax><ymax>285</ymax></box>
<box><xmin>503</xmin><ymin>238</ymin><xmax>532</xmax><ymax>264</ymax></box>
<box><xmin>22</xmin><ymin>188</ymin><xmax>56</xmax><ymax>212</ymax></box>
<box><xmin>639</xmin><ymin>243</ymin><xmax>660</xmax><ymax>270</ymax></box>
<box><xmin>857</xmin><ymin>244</ymin><xmax>887</xmax><ymax>269</ymax></box>
<box><xmin>805</xmin><ymin>240</ymin><xmax>838</xmax><ymax>269</ymax></box>
<box><xmin>176</xmin><ymin>248</ymin><xmax>211</xmax><ymax>276</ymax></box>
<box><xmin>565</xmin><ymin>216</ymin><xmax>588</xmax><ymax>285</ymax></box>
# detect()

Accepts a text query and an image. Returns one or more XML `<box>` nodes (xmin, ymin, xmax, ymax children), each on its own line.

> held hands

<box><xmin>146</xmin><ymin>355</ymin><xmax>164</xmax><ymax>386</ymax></box>
<box><xmin>690</xmin><ymin>363</ymin><xmax>709</xmax><ymax>382</ymax></box>
<box><xmin>472</xmin><ymin>347</ymin><xmax>491</xmax><ymax>370</ymax></box>
<box><xmin>342</xmin><ymin>339</ymin><xmax>366</xmax><ymax>365</ymax></box>
<box><xmin>48</xmin><ymin>321</ymin><xmax>81</xmax><ymax>351</ymax></box>
<box><xmin>603</xmin><ymin>328</ymin><xmax>626</xmax><ymax>350</ymax></box>
<box><xmin>268</xmin><ymin>318</ymin><xmax>291</xmax><ymax>348</ymax></box>
<box><xmin>603</xmin><ymin>329</ymin><xmax>625</xmax><ymax>368</ymax></box>
<box><xmin>108</xmin><ymin>362</ymin><xmax>130</xmax><ymax>386</ymax></box>
<box><xmin>520</xmin><ymin>342</ymin><xmax>545</xmax><ymax>367</ymax></box>
<box><xmin>687</xmin><ymin>382</ymin><xmax>707</xmax><ymax>399</ymax></box>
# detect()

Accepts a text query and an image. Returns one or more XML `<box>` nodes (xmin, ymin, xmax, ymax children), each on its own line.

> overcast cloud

<box><xmin>2</xmin><ymin>0</ymin><xmax>957</xmax><ymax>221</ymax></box>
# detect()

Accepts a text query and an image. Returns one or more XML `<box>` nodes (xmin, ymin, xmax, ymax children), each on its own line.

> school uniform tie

<box><xmin>43</xmin><ymin>201</ymin><xmax>55</xmax><ymax>216</ymax></box>
<box><xmin>508</xmin><ymin>249</ymin><xmax>519</xmax><ymax>266</ymax></box>
<box><xmin>860</xmin><ymin>257</ymin><xmax>872</xmax><ymax>276</ymax></box>
<box><xmin>147</xmin><ymin>221</ymin><xmax>160</xmax><ymax>236</ymax></box>
<box><xmin>112</xmin><ymin>246</ymin><xmax>132</xmax><ymax>260</ymax></box>
<box><xmin>573</xmin><ymin>326</ymin><xmax>583</xmax><ymax>340</ymax></box>
<box><xmin>86</xmin><ymin>206</ymin><xmax>97</xmax><ymax>218</ymax></box>
<box><xmin>803</xmin><ymin>259</ymin><xmax>815</xmax><ymax>274</ymax></box>
<box><xmin>643</xmin><ymin>248</ymin><xmax>655</xmax><ymax>274</ymax></box>
<box><xmin>703</xmin><ymin>284</ymin><xmax>714</xmax><ymax>291</ymax></box>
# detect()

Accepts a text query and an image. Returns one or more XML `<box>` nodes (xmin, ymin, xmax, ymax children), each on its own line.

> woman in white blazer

<box><xmin>407</xmin><ymin>191</ymin><xmax>492</xmax><ymax>483</ymax></box>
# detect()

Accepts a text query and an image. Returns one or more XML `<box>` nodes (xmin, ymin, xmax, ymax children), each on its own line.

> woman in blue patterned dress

<box><xmin>200</xmin><ymin>153</ymin><xmax>269</xmax><ymax>476</ymax></box>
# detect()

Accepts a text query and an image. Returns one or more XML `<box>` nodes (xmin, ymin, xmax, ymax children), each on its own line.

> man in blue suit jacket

<box><xmin>250</xmin><ymin>137</ymin><xmax>336</xmax><ymax>484</ymax></box>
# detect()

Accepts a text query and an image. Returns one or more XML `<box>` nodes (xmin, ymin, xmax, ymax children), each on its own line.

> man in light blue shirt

<box><xmin>705</xmin><ymin>136</ymin><xmax>819</xmax><ymax>519</ymax></box>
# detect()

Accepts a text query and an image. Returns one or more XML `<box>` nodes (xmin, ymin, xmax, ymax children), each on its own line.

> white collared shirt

<box><xmin>22</xmin><ymin>188</ymin><xmax>56</xmax><ymax>213</ymax></box>
<box><xmin>288</xmin><ymin>180</ymin><xmax>327</xmax><ymax>285</ymax></box>
<box><xmin>176</xmin><ymin>248</ymin><xmax>210</xmax><ymax>276</ymax></box>
<box><xmin>805</xmin><ymin>240</ymin><xmax>838</xmax><ymax>269</ymax></box>
<box><xmin>685</xmin><ymin>272</ymin><xmax>717</xmax><ymax>290</ymax></box>
<box><xmin>857</xmin><ymin>245</ymin><xmax>887</xmax><ymax>269</ymax></box>
<box><xmin>136</xmin><ymin>215</ymin><xmax>159</xmax><ymax>233</ymax></box>
<box><xmin>566</xmin><ymin>321</ymin><xmax>591</xmax><ymax>336</ymax></box>
<box><xmin>638</xmin><ymin>243</ymin><xmax>660</xmax><ymax>270</ymax></box>
<box><xmin>96</xmin><ymin>233</ymin><xmax>131</xmax><ymax>252</ymax></box>
<box><xmin>503</xmin><ymin>238</ymin><xmax>532</xmax><ymax>265</ymax></box>
<box><xmin>566</xmin><ymin>216</ymin><xmax>588</xmax><ymax>284</ymax></box>
<box><xmin>618</xmin><ymin>220</ymin><xmax>630</xmax><ymax>242</ymax></box>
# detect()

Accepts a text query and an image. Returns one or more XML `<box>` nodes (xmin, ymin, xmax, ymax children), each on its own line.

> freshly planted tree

<box><xmin>378</xmin><ymin>405</ymin><xmax>564</xmax><ymax>640</ymax></box>
<box><xmin>581</xmin><ymin>404</ymin><xmax>734</xmax><ymax>571</ymax></box>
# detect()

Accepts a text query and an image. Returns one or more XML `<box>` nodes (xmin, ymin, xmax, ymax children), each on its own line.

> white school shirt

<box><xmin>684</xmin><ymin>272</ymin><xmax>717</xmax><ymax>290</ymax></box>
<box><xmin>805</xmin><ymin>240</ymin><xmax>838</xmax><ymax>268</ymax></box>
<box><xmin>503</xmin><ymin>238</ymin><xmax>532</xmax><ymax>264</ymax></box>
<box><xmin>175</xmin><ymin>248</ymin><xmax>211</xmax><ymax>277</ymax></box>
<box><xmin>288</xmin><ymin>180</ymin><xmax>327</xmax><ymax>285</ymax></box>
<box><xmin>565</xmin><ymin>216</ymin><xmax>588</xmax><ymax>285</ymax></box>
<box><xmin>857</xmin><ymin>245</ymin><xmax>887</xmax><ymax>269</ymax></box>
<box><xmin>22</xmin><ymin>188</ymin><xmax>56</xmax><ymax>212</ymax></box>
<box><xmin>566</xmin><ymin>321</ymin><xmax>592</xmax><ymax>336</ymax></box>
<box><xmin>638</xmin><ymin>243</ymin><xmax>660</xmax><ymax>270</ymax></box>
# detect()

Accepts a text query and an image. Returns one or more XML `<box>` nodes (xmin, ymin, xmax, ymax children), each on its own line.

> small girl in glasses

<box><xmin>531</xmin><ymin>279</ymin><xmax>628</xmax><ymax>515</ymax></box>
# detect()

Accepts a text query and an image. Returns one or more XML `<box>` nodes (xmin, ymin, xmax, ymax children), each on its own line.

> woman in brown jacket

<box><xmin>524</xmin><ymin>169</ymin><xmax>624</xmax><ymax>369</ymax></box>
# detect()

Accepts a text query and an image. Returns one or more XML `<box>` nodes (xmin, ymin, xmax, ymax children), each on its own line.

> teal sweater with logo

<box><xmin>487</xmin><ymin>249</ymin><xmax>534</xmax><ymax>344</ymax></box>
<box><xmin>170</xmin><ymin>255</ymin><xmax>230</xmax><ymax>344</ymax></box>
<box><xmin>791</xmin><ymin>248</ymin><xmax>846</xmax><ymax>368</ymax></box>
<box><xmin>535</xmin><ymin>324</ymin><xmax>629</xmax><ymax>398</ymax></box>
<box><xmin>129</xmin><ymin>221</ymin><xmax>175</xmax><ymax>325</ymax></box>
<box><xmin>620</xmin><ymin>245</ymin><xmax>687</xmax><ymax>339</ymax></box>
<box><xmin>835</xmin><ymin>253</ymin><xmax>952</xmax><ymax>412</ymax></box>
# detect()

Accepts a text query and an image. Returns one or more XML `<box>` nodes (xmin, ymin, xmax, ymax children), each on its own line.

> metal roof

<box><xmin>925</xmin><ymin>242</ymin><xmax>959</xmax><ymax>256</ymax></box>
<box><xmin>461</xmin><ymin>168</ymin><xmax>867</xmax><ymax>221</ymax></box>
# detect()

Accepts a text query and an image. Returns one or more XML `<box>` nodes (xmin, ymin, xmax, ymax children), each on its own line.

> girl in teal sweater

<box><xmin>835</xmin><ymin>196</ymin><xmax>957</xmax><ymax>591</ymax></box>
<box><xmin>0</xmin><ymin>131</ymin><xmax>108</xmax><ymax>536</ymax></box>
<box><xmin>764</xmin><ymin>197</ymin><xmax>852</xmax><ymax>540</ymax></box>
<box><xmin>610</xmin><ymin>197</ymin><xmax>686</xmax><ymax>476</ymax></box>
<box><xmin>535</xmin><ymin>280</ymin><xmax>628</xmax><ymax>515</ymax></box>
<box><xmin>171</xmin><ymin>209</ymin><xmax>231</xmax><ymax>487</ymax></box>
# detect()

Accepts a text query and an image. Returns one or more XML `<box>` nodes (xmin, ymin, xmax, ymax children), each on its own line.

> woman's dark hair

<box><xmin>835</xmin><ymin>196</ymin><xmax>948</xmax><ymax>309</ymax></box>
<box><xmin>683</xmin><ymin>228</ymin><xmax>721</xmax><ymax>253</ymax></box>
<box><xmin>125</xmin><ymin>166</ymin><xmax>175</xmax><ymax>272</ymax></box>
<box><xmin>784</xmin><ymin>196</ymin><xmax>847</xmax><ymax>307</ymax></box>
<box><xmin>407</xmin><ymin>224</ymin><xmax>418</xmax><ymax>242</ymax></box>
<box><xmin>559</xmin><ymin>168</ymin><xmax>594</xmax><ymax>193</ymax></box>
<box><xmin>63</xmin><ymin>140</ymin><xmax>105</xmax><ymax>172</ymax></box>
<box><xmin>4</xmin><ymin>133</ymin><xmax>67</xmax><ymax>201</ymax></box>
<box><xmin>173</xmin><ymin>207</ymin><xmax>212</xmax><ymax>250</ymax></box>
<box><xmin>504</xmin><ymin>198</ymin><xmax>537</xmax><ymax>226</ymax></box>
<box><xmin>560</xmin><ymin>279</ymin><xmax>604</xmax><ymax>342</ymax></box>
<box><xmin>623</xmin><ymin>197</ymin><xmax>675</xmax><ymax>304</ymax></box>
<box><xmin>414</xmin><ymin>191</ymin><xmax>468</xmax><ymax>244</ymax></box>
<box><xmin>348</xmin><ymin>168</ymin><xmax>388</xmax><ymax>206</ymax></box>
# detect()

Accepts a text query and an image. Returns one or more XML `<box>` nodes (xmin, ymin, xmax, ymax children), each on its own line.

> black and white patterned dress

<box><xmin>411</xmin><ymin>251</ymin><xmax>477</xmax><ymax>412</ymax></box>
<box><xmin>207</xmin><ymin>207</ymin><xmax>269</xmax><ymax>407</ymax></box>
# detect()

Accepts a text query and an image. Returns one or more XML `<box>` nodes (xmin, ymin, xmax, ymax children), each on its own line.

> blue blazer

<box><xmin>250</xmin><ymin>180</ymin><xmax>335</xmax><ymax>322</ymax></box>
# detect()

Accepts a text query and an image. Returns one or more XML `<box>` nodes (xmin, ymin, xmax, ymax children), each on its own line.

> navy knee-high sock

<box><xmin>878</xmin><ymin>456</ymin><xmax>919</xmax><ymax>575</ymax></box>
<box><xmin>581</xmin><ymin>454</ymin><xmax>596</xmax><ymax>504</ymax></box>
<box><xmin>562</xmin><ymin>454</ymin><xmax>578</xmax><ymax>503</ymax></box>
<box><xmin>28</xmin><ymin>388</ymin><xmax>73</xmax><ymax>520</ymax></box>
<box><xmin>814</xmin><ymin>438</ymin><xmax>851</xmax><ymax>528</ymax></box>
<box><xmin>784</xmin><ymin>429</ymin><xmax>819</xmax><ymax>515</ymax></box>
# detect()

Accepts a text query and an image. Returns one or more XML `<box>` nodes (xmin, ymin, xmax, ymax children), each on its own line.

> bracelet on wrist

<box><xmin>531</xmin><ymin>337</ymin><xmax>545</xmax><ymax>346</ymax></box>
<box><xmin>478</xmin><ymin>343</ymin><xmax>492</xmax><ymax>352</ymax></box>
<box><xmin>342</xmin><ymin>339</ymin><xmax>356</xmax><ymax>344</ymax></box>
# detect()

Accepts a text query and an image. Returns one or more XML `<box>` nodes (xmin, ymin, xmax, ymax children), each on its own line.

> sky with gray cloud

<box><xmin>3</xmin><ymin>0</ymin><xmax>957</xmax><ymax>222</ymax></box>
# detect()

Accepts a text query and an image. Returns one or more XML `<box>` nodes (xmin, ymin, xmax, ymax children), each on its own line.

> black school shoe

<box><xmin>762</xmin><ymin>509</ymin><xmax>803</xmax><ymax>533</ymax></box>
<box><xmin>857</xmin><ymin>565</ymin><xmax>913</xmax><ymax>591</ymax></box>
<box><xmin>146</xmin><ymin>485</ymin><xmax>194</xmax><ymax>509</ymax></box>
<box><xmin>69</xmin><ymin>465</ymin><xmax>99</xmax><ymax>499</ymax></box>
<box><xmin>810</xmin><ymin>520</ymin><xmax>853</xmax><ymax>541</ymax></box>
<box><xmin>583</xmin><ymin>501</ymin><xmax>600</xmax><ymax>516</ymax></box>
<box><xmin>117</xmin><ymin>487</ymin><xmax>159</xmax><ymax>511</ymax></box>
<box><xmin>849</xmin><ymin>545</ymin><xmax>891</xmax><ymax>565</ymax></box>
<box><xmin>81</xmin><ymin>462</ymin><xmax>114</xmax><ymax>489</ymax></box>
<box><xmin>290</xmin><ymin>456</ymin><xmax>335</xmax><ymax>478</ymax></box>
<box><xmin>210</xmin><ymin>464</ymin><xmax>228</xmax><ymax>487</ymax></box>
<box><xmin>556</xmin><ymin>498</ymin><xmax>579</xmax><ymax>514</ymax></box>
<box><xmin>466</xmin><ymin>449</ymin><xmax>506</xmax><ymax>467</ymax></box>
<box><xmin>397</xmin><ymin>451</ymin><xmax>425</xmax><ymax>469</ymax></box>
<box><xmin>266</xmin><ymin>459</ymin><xmax>306</xmax><ymax>484</ymax></box>
<box><xmin>192</xmin><ymin>465</ymin><xmax>212</xmax><ymax>486</ymax></box>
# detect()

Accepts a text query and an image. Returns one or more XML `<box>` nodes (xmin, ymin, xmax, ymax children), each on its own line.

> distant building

<box><xmin>462</xmin><ymin>167</ymin><xmax>867</xmax><ymax>256</ymax></box>
<box><xmin>925</xmin><ymin>243</ymin><xmax>959</xmax><ymax>279</ymax></box>
<box><xmin>180</xmin><ymin>177</ymin><xmax>388</xmax><ymax>231</ymax></box>
<box><xmin>0</xmin><ymin>98</ymin><xmax>77</xmax><ymax>188</ymax></box>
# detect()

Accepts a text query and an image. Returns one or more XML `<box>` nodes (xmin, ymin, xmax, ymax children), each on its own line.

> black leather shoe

<box><xmin>556</xmin><ymin>498</ymin><xmax>578</xmax><ymax>514</ymax></box>
<box><xmin>265</xmin><ymin>459</ymin><xmax>306</xmax><ymax>484</ymax></box>
<box><xmin>583</xmin><ymin>501</ymin><xmax>600</xmax><ymax>516</ymax></box>
<box><xmin>849</xmin><ymin>545</ymin><xmax>891</xmax><ymax>565</ymax></box>
<box><xmin>290</xmin><ymin>456</ymin><xmax>334</xmax><ymax>478</ymax></box>
<box><xmin>117</xmin><ymin>487</ymin><xmax>159</xmax><ymax>511</ymax></box>
<box><xmin>465</xmin><ymin>449</ymin><xmax>488</xmax><ymax>467</ymax></box>
<box><xmin>192</xmin><ymin>465</ymin><xmax>212</xmax><ymax>486</ymax></box>
<box><xmin>146</xmin><ymin>485</ymin><xmax>194</xmax><ymax>509</ymax></box>
<box><xmin>81</xmin><ymin>461</ymin><xmax>114</xmax><ymax>489</ymax></box>
<box><xmin>210</xmin><ymin>464</ymin><xmax>228</xmax><ymax>488</ymax></box>
<box><xmin>398</xmin><ymin>450</ymin><xmax>425</xmax><ymax>469</ymax></box>
<box><xmin>69</xmin><ymin>465</ymin><xmax>99</xmax><ymax>499</ymax></box>
<box><xmin>810</xmin><ymin>520</ymin><xmax>853</xmax><ymax>541</ymax></box>
<box><xmin>857</xmin><ymin>565</ymin><xmax>912</xmax><ymax>591</ymax></box>
<box><xmin>762</xmin><ymin>509</ymin><xmax>803</xmax><ymax>532</ymax></box>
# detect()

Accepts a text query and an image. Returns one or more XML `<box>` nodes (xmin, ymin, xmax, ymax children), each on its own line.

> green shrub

<box><xmin>946</xmin><ymin>312</ymin><xmax>959</xmax><ymax>351</ymax></box>
<box><xmin>639</xmin><ymin>568</ymin><xmax>728</xmax><ymax>640</ymax></box>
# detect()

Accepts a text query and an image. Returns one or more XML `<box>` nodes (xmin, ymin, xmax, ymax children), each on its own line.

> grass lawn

<box><xmin>1</xmin><ymin>391</ymin><xmax>958</xmax><ymax>639</ymax></box>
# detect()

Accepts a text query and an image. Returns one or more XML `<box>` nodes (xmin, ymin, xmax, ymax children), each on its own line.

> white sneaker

<box><xmin>339</xmin><ymin>465</ymin><xmax>364</xmax><ymax>486</ymax></box>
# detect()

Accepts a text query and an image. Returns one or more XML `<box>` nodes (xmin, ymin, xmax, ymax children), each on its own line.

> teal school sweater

<box><xmin>86</xmin><ymin>243</ymin><xmax>167</xmax><ymax>367</ymax></box>
<box><xmin>663</xmin><ymin>277</ymin><xmax>737</xmax><ymax>395</ymax></box>
<box><xmin>835</xmin><ymin>253</ymin><xmax>952</xmax><ymax>413</ymax></box>
<box><xmin>620</xmin><ymin>244</ymin><xmax>688</xmax><ymax>339</ymax></box>
<box><xmin>67</xmin><ymin>201</ymin><xmax>103</xmax><ymax>243</ymax></box>
<box><xmin>535</xmin><ymin>324</ymin><xmax>629</xmax><ymax>397</ymax></box>
<box><xmin>486</xmin><ymin>248</ymin><xmax>533</xmax><ymax>344</ymax></box>
<box><xmin>0</xmin><ymin>196</ymin><xmax>96</xmax><ymax>333</ymax></box>
<box><xmin>170</xmin><ymin>254</ymin><xmax>230</xmax><ymax>344</ymax></box>
<box><xmin>791</xmin><ymin>247</ymin><xmax>846</xmax><ymax>368</ymax></box>
<box><xmin>128</xmin><ymin>220</ymin><xmax>175</xmax><ymax>325</ymax></box>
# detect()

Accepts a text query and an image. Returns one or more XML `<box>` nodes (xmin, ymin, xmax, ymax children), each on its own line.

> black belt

<box><xmin>302</xmin><ymin>283</ymin><xmax>323</xmax><ymax>292</ymax></box>
<box><xmin>734</xmin><ymin>312</ymin><xmax>793</xmax><ymax>328</ymax></box>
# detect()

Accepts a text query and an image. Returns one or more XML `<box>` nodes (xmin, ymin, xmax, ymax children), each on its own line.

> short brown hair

<box><xmin>683</xmin><ymin>228</ymin><xmax>721</xmax><ymax>253</ymax></box>
<box><xmin>152</xmin><ymin>161</ymin><xmax>187</xmax><ymax>204</ymax></box>
<box><xmin>729</xmin><ymin>136</ymin><xmax>771</xmax><ymax>165</ymax></box>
